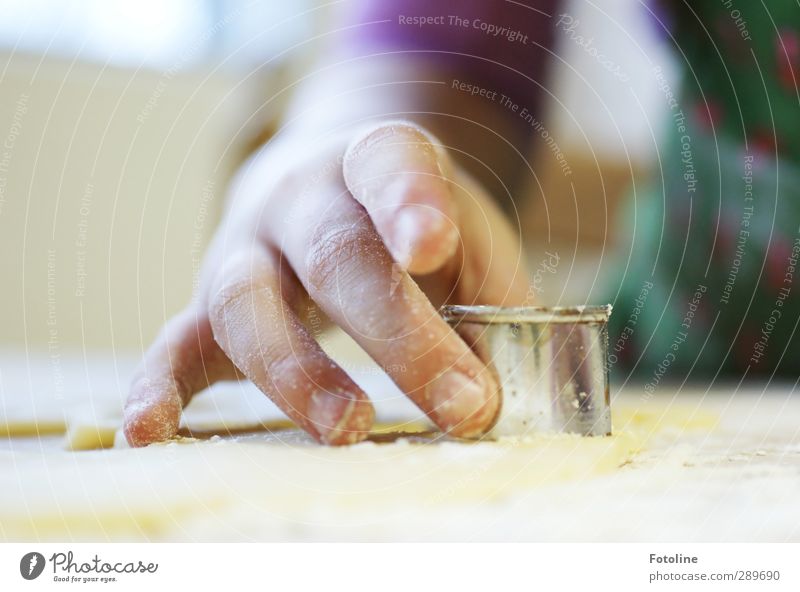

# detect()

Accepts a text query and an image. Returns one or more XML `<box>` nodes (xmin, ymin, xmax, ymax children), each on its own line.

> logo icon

<box><xmin>20</xmin><ymin>552</ymin><xmax>45</xmax><ymax>580</ymax></box>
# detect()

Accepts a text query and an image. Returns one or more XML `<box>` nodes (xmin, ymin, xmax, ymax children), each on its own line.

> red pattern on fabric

<box><xmin>776</xmin><ymin>28</ymin><xmax>799</xmax><ymax>92</ymax></box>
<box><xmin>693</xmin><ymin>99</ymin><xmax>723</xmax><ymax>131</ymax></box>
<box><xmin>766</xmin><ymin>237</ymin><xmax>792</xmax><ymax>292</ymax></box>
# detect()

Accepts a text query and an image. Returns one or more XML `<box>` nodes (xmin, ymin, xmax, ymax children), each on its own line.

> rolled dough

<box><xmin>0</xmin><ymin>394</ymin><xmax>717</xmax><ymax>541</ymax></box>
<box><xmin>0</xmin><ymin>338</ymin><xmax>720</xmax><ymax>541</ymax></box>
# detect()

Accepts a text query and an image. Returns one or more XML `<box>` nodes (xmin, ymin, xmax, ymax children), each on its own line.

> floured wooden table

<box><xmin>1</xmin><ymin>347</ymin><xmax>799</xmax><ymax>542</ymax></box>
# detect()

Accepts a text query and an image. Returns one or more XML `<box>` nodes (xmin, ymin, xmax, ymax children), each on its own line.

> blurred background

<box><xmin>0</xmin><ymin>0</ymin><xmax>675</xmax><ymax>355</ymax></box>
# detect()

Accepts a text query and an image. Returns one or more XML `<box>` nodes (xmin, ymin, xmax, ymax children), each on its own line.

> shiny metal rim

<box><xmin>440</xmin><ymin>304</ymin><xmax>612</xmax><ymax>324</ymax></box>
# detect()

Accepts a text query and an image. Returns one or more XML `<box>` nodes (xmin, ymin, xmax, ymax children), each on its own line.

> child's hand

<box><xmin>124</xmin><ymin>121</ymin><xmax>528</xmax><ymax>446</ymax></box>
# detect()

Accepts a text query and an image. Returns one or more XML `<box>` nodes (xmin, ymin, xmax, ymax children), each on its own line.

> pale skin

<box><xmin>123</xmin><ymin>59</ymin><xmax>532</xmax><ymax>447</ymax></box>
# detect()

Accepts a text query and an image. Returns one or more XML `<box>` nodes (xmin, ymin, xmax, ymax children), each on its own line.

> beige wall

<box><xmin>0</xmin><ymin>52</ymin><xmax>255</xmax><ymax>351</ymax></box>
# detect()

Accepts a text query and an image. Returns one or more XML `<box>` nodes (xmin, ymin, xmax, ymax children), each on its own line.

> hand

<box><xmin>123</xmin><ymin>121</ymin><xmax>529</xmax><ymax>447</ymax></box>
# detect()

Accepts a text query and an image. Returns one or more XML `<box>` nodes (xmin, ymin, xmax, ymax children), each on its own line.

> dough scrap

<box><xmin>64</xmin><ymin>418</ymin><xmax>121</xmax><ymax>451</ymax></box>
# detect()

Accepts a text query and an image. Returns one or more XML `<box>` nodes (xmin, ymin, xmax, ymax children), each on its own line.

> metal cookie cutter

<box><xmin>440</xmin><ymin>305</ymin><xmax>613</xmax><ymax>438</ymax></box>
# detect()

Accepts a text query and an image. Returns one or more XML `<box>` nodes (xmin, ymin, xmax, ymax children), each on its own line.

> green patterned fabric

<box><xmin>609</xmin><ymin>1</ymin><xmax>800</xmax><ymax>379</ymax></box>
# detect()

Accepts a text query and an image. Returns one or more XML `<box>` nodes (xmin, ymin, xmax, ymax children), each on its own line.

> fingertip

<box><xmin>426</xmin><ymin>369</ymin><xmax>500</xmax><ymax>439</ymax></box>
<box><xmin>123</xmin><ymin>381</ymin><xmax>182</xmax><ymax>447</ymax></box>
<box><xmin>308</xmin><ymin>390</ymin><xmax>375</xmax><ymax>446</ymax></box>
<box><xmin>327</xmin><ymin>398</ymin><xmax>376</xmax><ymax>446</ymax></box>
<box><xmin>446</xmin><ymin>392</ymin><xmax>499</xmax><ymax>439</ymax></box>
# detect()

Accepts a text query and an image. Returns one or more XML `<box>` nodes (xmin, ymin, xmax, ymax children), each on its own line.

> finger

<box><xmin>270</xmin><ymin>183</ymin><xmax>499</xmax><ymax>438</ymax></box>
<box><xmin>124</xmin><ymin>307</ymin><xmax>239</xmax><ymax>447</ymax></box>
<box><xmin>342</xmin><ymin>121</ymin><xmax>459</xmax><ymax>275</ymax></box>
<box><xmin>449</xmin><ymin>173</ymin><xmax>531</xmax><ymax>306</ymax></box>
<box><xmin>206</xmin><ymin>245</ymin><xmax>374</xmax><ymax>445</ymax></box>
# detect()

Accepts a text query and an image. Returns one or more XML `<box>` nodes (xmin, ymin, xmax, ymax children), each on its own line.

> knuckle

<box><xmin>346</xmin><ymin>120</ymin><xmax>434</xmax><ymax>166</ymax></box>
<box><xmin>208</xmin><ymin>276</ymin><xmax>253</xmax><ymax>327</ymax></box>
<box><xmin>207</xmin><ymin>252</ymin><xmax>277</xmax><ymax>330</ymax></box>
<box><xmin>303</xmin><ymin>221</ymin><xmax>379</xmax><ymax>298</ymax></box>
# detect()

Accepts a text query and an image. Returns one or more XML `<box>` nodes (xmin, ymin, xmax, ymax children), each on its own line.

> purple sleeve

<box><xmin>336</xmin><ymin>0</ymin><xmax>561</xmax><ymax>110</ymax></box>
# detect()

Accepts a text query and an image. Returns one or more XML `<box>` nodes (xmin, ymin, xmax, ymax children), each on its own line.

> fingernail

<box><xmin>308</xmin><ymin>390</ymin><xmax>374</xmax><ymax>445</ymax></box>
<box><xmin>426</xmin><ymin>370</ymin><xmax>498</xmax><ymax>437</ymax></box>
<box><xmin>388</xmin><ymin>207</ymin><xmax>420</xmax><ymax>266</ymax></box>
